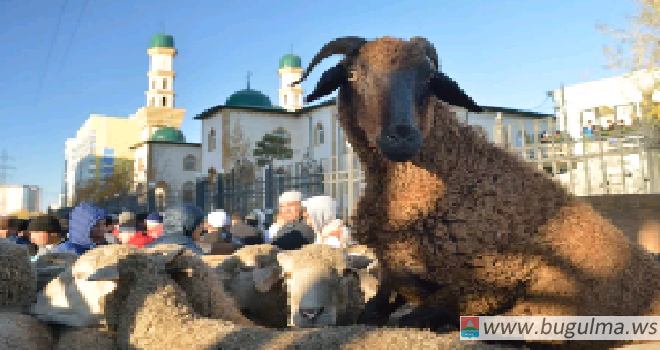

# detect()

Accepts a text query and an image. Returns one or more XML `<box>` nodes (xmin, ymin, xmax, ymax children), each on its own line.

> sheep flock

<box><xmin>2</xmin><ymin>35</ymin><xmax>660</xmax><ymax>350</ymax></box>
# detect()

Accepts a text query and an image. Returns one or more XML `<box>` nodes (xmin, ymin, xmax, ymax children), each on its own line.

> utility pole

<box><xmin>0</xmin><ymin>149</ymin><xmax>16</xmax><ymax>216</ymax></box>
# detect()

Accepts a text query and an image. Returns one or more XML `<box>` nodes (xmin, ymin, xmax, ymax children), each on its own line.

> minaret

<box><xmin>135</xmin><ymin>32</ymin><xmax>186</xmax><ymax>142</ymax></box>
<box><xmin>278</xmin><ymin>46</ymin><xmax>303</xmax><ymax>112</ymax></box>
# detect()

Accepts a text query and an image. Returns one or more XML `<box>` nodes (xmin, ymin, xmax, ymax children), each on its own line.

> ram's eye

<box><xmin>283</xmin><ymin>272</ymin><xmax>292</xmax><ymax>280</ymax></box>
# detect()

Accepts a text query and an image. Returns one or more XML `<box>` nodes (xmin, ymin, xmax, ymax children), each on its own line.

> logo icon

<box><xmin>461</xmin><ymin>316</ymin><xmax>480</xmax><ymax>338</ymax></box>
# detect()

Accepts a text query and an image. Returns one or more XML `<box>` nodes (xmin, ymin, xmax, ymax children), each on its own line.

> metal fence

<box><xmin>193</xmin><ymin>153</ymin><xmax>365</xmax><ymax>225</ymax></box>
<box><xmin>496</xmin><ymin>110</ymin><xmax>660</xmax><ymax>196</ymax></box>
<box><xmin>54</xmin><ymin>107</ymin><xmax>660</xmax><ymax>222</ymax></box>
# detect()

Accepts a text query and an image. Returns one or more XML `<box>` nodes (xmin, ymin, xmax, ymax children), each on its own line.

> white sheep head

<box><xmin>257</xmin><ymin>244</ymin><xmax>374</xmax><ymax>328</ymax></box>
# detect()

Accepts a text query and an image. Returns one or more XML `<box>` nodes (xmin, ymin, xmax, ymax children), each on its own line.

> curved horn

<box><xmin>410</xmin><ymin>36</ymin><xmax>439</xmax><ymax>71</ymax></box>
<box><xmin>289</xmin><ymin>36</ymin><xmax>367</xmax><ymax>87</ymax></box>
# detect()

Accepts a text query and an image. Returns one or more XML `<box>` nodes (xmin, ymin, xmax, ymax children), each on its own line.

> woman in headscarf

<box><xmin>53</xmin><ymin>203</ymin><xmax>107</xmax><ymax>256</ymax></box>
<box><xmin>301</xmin><ymin>195</ymin><xmax>349</xmax><ymax>248</ymax></box>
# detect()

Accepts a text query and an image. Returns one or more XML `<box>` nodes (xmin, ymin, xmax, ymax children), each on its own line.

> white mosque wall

<box><xmin>150</xmin><ymin>143</ymin><xmax>202</xmax><ymax>199</ymax></box>
<box><xmin>201</xmin><ymin>114</ymin><xmax>224</xmax><ymax>175</ymax></box>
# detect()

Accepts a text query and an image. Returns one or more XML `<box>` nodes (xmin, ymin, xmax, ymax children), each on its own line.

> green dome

<box><xmin>150</xmin><ymin>34</ymin><xmax>174</xmax><ymax>48</ymax></box>
<box><xmin>279</xmin><ymin>54</ymin><xmax>302</xmax><ymax>69</ymax></box>
<box><xmin>226</xmin><ymin>88</ymin><xmax>273</xmax><ymax>108</ymax></box>
<box><xmin>151</xmin><ymin>127</ymin><xmax>186</xmax><ymax>142</ymax></box>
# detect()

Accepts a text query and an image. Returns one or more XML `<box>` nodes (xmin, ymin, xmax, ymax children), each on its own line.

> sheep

<box><xmin>273</xmin><ymin>244</ymin><xmax>367</xmax><ymax>328</ymax></box>
<box><xmin>0</xmin><ymin>311</ymin><xmax>54</xmax><ymax>350</ymax></box>
<box><xmin>29</xmin><ymin>244</ymin><xmax>254</xmax><ymax>329</ymax></box>
<box><xmin>0</xmin><ymin>242</ymin><xmax>36</xmax><ymax>312</ymax></box>
<box><xmin>215</xmin><ymin>244</ymin><xmax>288</xmax><ymax>328</ymax></box>
<box><xmin>80</xmin><ymin>244</ymin><xmax>520</xmax><ymax>350</ymax></box>
<box><xmin>145</xmin><ymin>243</ymin><xmax>254</xmax><ymax>323</ymax></box>
<box><xmin>54</xmin><ymin>327</ymin><xmax>115</xmax><ymax>350</ymax></box>
<box><xmin>292</xmin><ymin>36</ymin><xmax>660</xmax><ymax>349</ymax></box>
<box><xmin>33</xmin><ymin>252</ymin><xmax>79</xmax><ymax>293</ymax></box>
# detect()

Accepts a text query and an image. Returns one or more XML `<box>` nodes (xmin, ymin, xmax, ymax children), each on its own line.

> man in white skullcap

<box><xmin>266</xmin><ymin>191</ymin><xmax>300</xmax><ymax>242</ymax></box>
<box><xmin>267</xmin><ymin>191</ymin><xmax>315</xmax><ymax>250</ymax></box>
<box><xmin>202</xmin><ymin>210</ymin><xmax>231</xmax><ymax>244</ymax></box>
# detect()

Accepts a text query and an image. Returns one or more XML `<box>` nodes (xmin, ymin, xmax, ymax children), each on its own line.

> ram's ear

<box><xmin>345</xmin><ymin>253</ymin><xmax>374</xmax><ymax>270</ymax></box>
<box><xmin>305</xmin><ymin>63</ymin><xmax>349</xmax><ymax>103</ymax></box>
<box><xmin>153</xmin><ymin>246</ymin><xmax>187</xmax><ymax>268</ymax></box>
<box><xmin>276</xmin><ymin>252</ymin><xmax>294</xmax><ymax>272</ymax></box>
<box><xmin>253</xmin><ymin>266</ymin><xmax>283</xmax><ymax>293</ymax></box>
<box><xmin>429</xmin><ymin>71</ymin><xmax>483</xmax><ymax>113</ymax></box>
<box><xmin>87</xmin><ymin>265</ymin><xmax>120</xmax><ymax>281</ymax></box>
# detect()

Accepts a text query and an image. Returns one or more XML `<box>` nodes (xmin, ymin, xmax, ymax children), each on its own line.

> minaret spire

<box><xmin>247</xmin><ymin>70</ymin><xmax>252</xmax><ymax>90</ymax></box>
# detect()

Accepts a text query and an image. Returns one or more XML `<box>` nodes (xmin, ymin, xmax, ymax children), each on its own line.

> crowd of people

<box><xmin>0</xmin><ymin>190</ymin><xmax>352</xmax><ymax>262</ymax></box>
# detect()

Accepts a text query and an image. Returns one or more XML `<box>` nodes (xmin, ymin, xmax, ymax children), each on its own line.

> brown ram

<box><xmin>292</xmin><ymin>36</ymin><xmax>660</xmax><ymax>349</ymax></box>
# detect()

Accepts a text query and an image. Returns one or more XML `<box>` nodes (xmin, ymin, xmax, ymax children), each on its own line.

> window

<box><xmin>284</xmin><ymin>95</ymin><xmax>288</xmax><ymax>105</ymax></box>
<box><xmin>163</xmin><ymin>78</ymin><xmax>167</xmax><ymax>90</ymax></box>
<box><xmin>314</xmin><ymin>123</ymin><xmax>324</xmax><ymax>145</ymax></box>
<box><xmin>150</xmin><ymin>97</ymin><xmax>155</xmax><ymax>107</ymax></box>
<box><xmin>182</xmin><ymin>182</ymin><xmax>195</xmax><ymax>203</ymax></box>
<box><xmin>183</xmin><ymin>155</ymin><xmax>196</xmax><ymax>171</ymax></box>
<box><xmin>162</xmin><ymin>96</ymin><xmax>167</xmax><ymax>107</ymax></box>
<box><xmin>152</xmin><ymin>80</ymin><xmax>155</xmax><ymax>90</ymax></box>
<box><xmin>137</xmin><ymin>158</ymin><xmax>144</xmax><ymax>172</ymax></box>
<box><xmin>208</xmin><ymin>128</ymin><xmax>216</xmax><ymax>152</ymax></box>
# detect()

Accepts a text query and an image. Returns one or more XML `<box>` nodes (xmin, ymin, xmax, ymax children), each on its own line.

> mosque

<box><xmin>122</xmin><ymin>32</ymin><xmax>551</xmax><ymax>210</ymax></box>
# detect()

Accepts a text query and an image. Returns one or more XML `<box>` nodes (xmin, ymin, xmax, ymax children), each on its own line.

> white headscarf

<box><xmin>301</xmin><ymin>196</ymin><xmax>338</xmax><ymax>240</ymax></box>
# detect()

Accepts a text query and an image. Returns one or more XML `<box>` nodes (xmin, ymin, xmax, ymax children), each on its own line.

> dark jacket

<box><xmin>146</xmin><ymin>235</ymin><xmax>205</xmax><ymax>255</ymax></box>
<box><xmin>199</xmin><ymin>229</ymin><xmax>228</xmax><ymax>244</ymax></box>
<box><xmin>270</xmin><ymin>226</ymin><xmax>310</xmax><ymax>251</ymax></box>
<box><xmin>230</xmin><ymin>221</ymin><xmax>259</xmax><ymax>237</ymax></box>
<box><xmin>278</xmin><ymin>221</ymin><xmax>315</xmax><ymax>244</ymax></box>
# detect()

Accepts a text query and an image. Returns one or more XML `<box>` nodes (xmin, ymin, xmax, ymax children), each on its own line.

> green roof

<box><xmin>226</xmin><ymin>88</ymin><xmax>273</xmax><ymax>108</ymax></box>
<box><xmin>151</xmin><ymin>127</ymin><xmax>186</xmax><ymax>142</ymax></box>
<box><xmin>279</xmin><ymin>54</ymin><xmax>302</xmax><ymax>69</ymax></box>
<box><xmin>150</xmin><ymin>34</ymin><xmax>174</xmax><ymax>48</ymax></box>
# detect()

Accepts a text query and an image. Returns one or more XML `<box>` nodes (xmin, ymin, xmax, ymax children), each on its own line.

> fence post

<box><xmin>216</xmin><ymin>174</ymin><xmax>224</xmax><ymax>210</ymax></box>
<box><xmin>264</xmin><ymin>164</ymin><xmax>274</xmax><ymax>226</ymax></box>
<box><xmin>195</xmin><ymin>173</ymin><xmax>206</xmax><ymax>213</ymax></box>
<box><xmin>147</xmin><ymin>182</ymin><xmax>156</xmax><ymax>213</ymax></box>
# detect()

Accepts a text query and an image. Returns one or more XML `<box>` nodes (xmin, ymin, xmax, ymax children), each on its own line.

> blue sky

<box><xmin>0</xmin><ymin>0</ymin><xmax>634</xmax><ymax>211</ymax></box>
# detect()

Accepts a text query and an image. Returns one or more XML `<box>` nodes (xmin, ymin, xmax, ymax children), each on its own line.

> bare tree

<box><xmin>598</xmin><ymin>0</ymin><xmax>660</xmax><ymax>128</ymax></box>
<box><xmin>597</xmin><ymin>0</ymin><xmax>660</xmax><ymax>71</ymax></box>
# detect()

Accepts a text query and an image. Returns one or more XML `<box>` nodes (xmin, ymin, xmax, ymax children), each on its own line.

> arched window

<box><xmin>182</xmin><ymin>182</ymin><xmax>195</xmax><ymax>203</ymax></box>
<box><xmin>152</xmin><ymin>80</ymin><xmax>155</xmax><ymax>90</ymax></box>
<box><xmin>208</xmin><ymin>128</ymin><xmax>216</xmax><ymax>152</ymax></box>
<box><xmin>314</xmin><ymin>123</ymin><xmax>324</xmax><ymax>145</ymax></box>
<box><xmin>183</xmin><ymin>155</ymin><xmax>196</xmax><ymax>171</ymax></box>
<box><xmin>162</xmin><ymin>96</ymin><xmax>167</xmax><ymax>107</ymax></box>
<box><xmin>163</xmin><ymin>78</ymin><xmax>167</xmax><ymax>90</ymax></box>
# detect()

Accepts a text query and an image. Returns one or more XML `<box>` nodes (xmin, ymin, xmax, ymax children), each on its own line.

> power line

<box><xmin>525</xmin><ymin>95</ymin><xmax>550</xmax><ymax>111</ymax></box>
<box><xmin>35</xmin><ymin>0</ymin><xmax>68</xmax><ymax>106</ymax></box>
<box><xmin>57</xmin><ymin>0</ymin><xmax>89</xmax><ymax>76</ymax></box>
